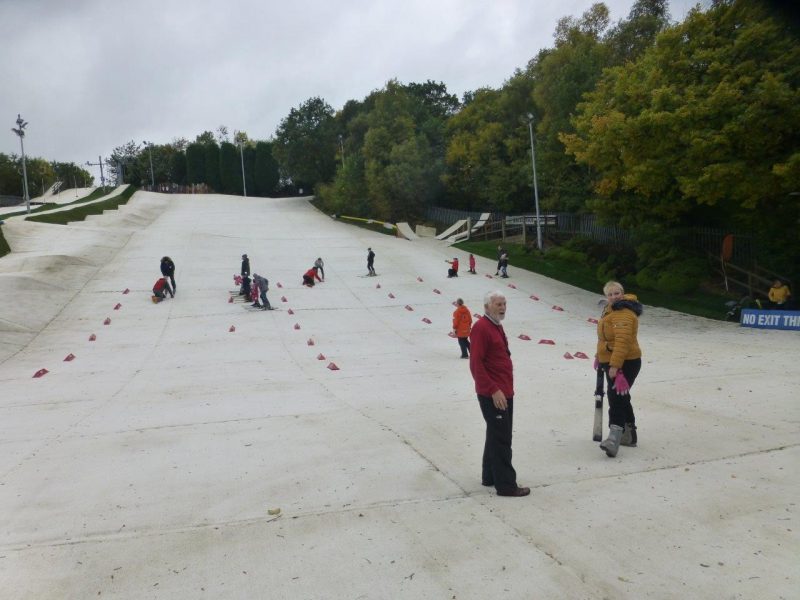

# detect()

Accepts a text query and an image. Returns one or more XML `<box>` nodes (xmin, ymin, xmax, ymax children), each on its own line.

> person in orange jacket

<box><xmin>452</xmin><ymin>297</ymin><xmax>473</xmax><ymax>358</ymax></box>
<box><xmin>302</xmin><ymin>266</ymin><xmax>322</xmax><ymax>287</ymax></box>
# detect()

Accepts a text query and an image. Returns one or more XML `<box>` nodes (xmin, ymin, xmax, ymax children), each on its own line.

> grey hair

<box><xmin>483</xmin><ymin>290</ymin><xmax>506</xmax><ymax>307</ymax></box>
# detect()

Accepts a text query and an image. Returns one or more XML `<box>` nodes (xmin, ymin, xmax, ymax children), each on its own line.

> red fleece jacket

<box><xmin>469</xmin><ymin>315</ymin><xmax>514</xmax><ymax>398</ymax></box>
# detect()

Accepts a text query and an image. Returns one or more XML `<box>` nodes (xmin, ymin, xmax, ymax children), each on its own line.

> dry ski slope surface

<box><xmin>0</xmin><ymin>192</ymin><xmax>797</xmax><ymax>599</ymax></box>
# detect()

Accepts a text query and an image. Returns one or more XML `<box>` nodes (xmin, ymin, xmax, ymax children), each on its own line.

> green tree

<box><xmin>562</xmin><ymin>0</ymin><xmax>800</xmax><ymax>275</ymax></box>
<box><xmin>219</xmin><ymin>142</ymin><xmax>240</xmax><ymax>194</ymax></box>
<box><xmin>204</xmin><ymin>142</ymin><xmax>221</xmax><ymax>192</ymax></box>
<box><xmin>273</xmin><ymin>97</ymin><xmax>337</xmax><ymax>190</ymax></box>
<box><xmin>253</xmin><ymin>141</ymin><xmax>279</xmax><ymax>196</ymax></box>
<box><xmin>186</xmin><ymin>143</ymin><xmax>205</xmax><ymax>184</ymax></box>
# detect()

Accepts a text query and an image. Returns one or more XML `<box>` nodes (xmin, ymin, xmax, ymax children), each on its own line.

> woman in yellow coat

<box><xmin>452</xmin><ymin>298</ymin><xmax>473</xmax><ymax>358</ymax></box>
<box><xmin>596</xmin><ymin>281</ymin><xmax>643</xmax><ymax>457</ymax></box>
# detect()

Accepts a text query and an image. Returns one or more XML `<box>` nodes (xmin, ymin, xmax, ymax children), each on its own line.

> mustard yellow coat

<box><xmin>596</xmin><ymin>294</ymin><xmax>642</xmax><ymax>368</ymax></box>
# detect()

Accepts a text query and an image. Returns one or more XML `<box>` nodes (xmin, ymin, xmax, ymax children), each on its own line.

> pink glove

<box><xmin>593</xmin><ymin>357</ymin><xmax>599</xmax><ymax>371</ymax></box>
<box><xmin>614</xmin><ymin>371</ymin><xmax>631</xmax><ymax>395</ymax></box>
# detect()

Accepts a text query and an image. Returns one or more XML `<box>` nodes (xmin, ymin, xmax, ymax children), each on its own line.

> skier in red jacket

<box><xmin>302</xmin><ymin>266</ymin><xmax>322</xmax><ymax>287</ymax></box>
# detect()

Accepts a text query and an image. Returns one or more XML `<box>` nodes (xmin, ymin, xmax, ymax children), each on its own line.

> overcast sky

<box><xmin>2</xmin><ymin>0</ymin><xmax>706</xmax><ymax>182</ymax></box>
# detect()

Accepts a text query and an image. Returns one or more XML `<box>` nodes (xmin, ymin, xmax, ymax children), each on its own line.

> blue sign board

<box><xmin>740</xmin><ymin>309</ymin><xmax>800</xmax><ymax>331</ymax></box>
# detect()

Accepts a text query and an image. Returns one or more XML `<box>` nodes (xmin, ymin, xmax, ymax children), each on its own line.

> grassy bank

<box><xmin>455</xmin><ymin>240</ymin><xmax>728</xmax><ymax>320</ymax></box>
<box><xmin>0</xmin><ymin>227</ymin><xmax>9</xmax><ymax>258</ymax></box>
<box><xmin>27</xmin><ymin>186</ymin><xmax>137</xmax><ymax>225</ymax></box>
<box><xmin>1</xmin><ymin>187</ymin><xmax>112</xmax><ymax>219</ymax></box>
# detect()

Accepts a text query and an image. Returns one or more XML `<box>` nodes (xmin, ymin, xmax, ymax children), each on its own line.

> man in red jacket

<box><xmin>469</xmin><ymin>291</ymin><xmax>529</xmax><ymax>497</ymax></box>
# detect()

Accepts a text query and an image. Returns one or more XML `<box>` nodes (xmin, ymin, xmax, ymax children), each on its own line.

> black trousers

<box><xmin>478</xmin><ymin>395</ymin><xmax>517</xmax><ymax>491</ymax></box>
<box><xmin>457</xmin><ymin>337</ymin><xmax>470</xmax><ymax>357</ymax></box>
<box><xmin>603</xmin><ymin>358</ymin><xmax>642</xmax><ymax>428</ymax></box>
<box><xmin>303</xmin><ymin>275</ymin><xmax>314</xmax><ymax>286</ymax></box>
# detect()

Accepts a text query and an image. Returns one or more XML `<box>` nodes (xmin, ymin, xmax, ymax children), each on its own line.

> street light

<box><xmin>11</xmin><ymin>114</ymin><xmax>31</xmax><ymax>214</ymax></box>
<box><xmin>143</xmin><ymin>140</ymin><xmax>155</xmax><ymax>189</ymax></box>
<box><xmin>526</xmin><ymin>113</ymin><xmax>543</xmax><ymax>251</ymax></box>
<box><xmin>338</xmin><ymin>134</ymin><xmax>345</xmax><ymax>168</ymax></box>
<box><xmin>238</xmin><ymin>140</ymin><xmax>247</xmax><ymax>197</ymax></box>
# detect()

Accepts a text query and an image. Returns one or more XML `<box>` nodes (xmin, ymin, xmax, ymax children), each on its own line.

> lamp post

<box><xmin>143</xmin><ymin>140</ymin><xmax>155</xmax><ymax>189</ymax></box>
<box><xmin>238</xmin><ymin>141</ymin><xmax>247</xmax><ymax>197</ymax></box>
<box><xmin>338</xmin><ymin>134</ymin><xmax>345</xmax><ymax>168</ymax></box>
<box><xmin>86</xmin><ymin>156</ymin><xmax>106</xmax><ymax>190</ymax></box>
<box><xmin>11</xmin><ymin>114</ymin><xmax>31</xmax><ymax>214</ymax></box>
<box><xmin>526</xmin><ymin>113</ymin><xmax>543</xmax><ymax>251</ymax></box>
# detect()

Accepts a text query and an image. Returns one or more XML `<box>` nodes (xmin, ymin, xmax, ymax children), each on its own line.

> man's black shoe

<box><xmin>496</xmin><ymin>486</ymin><xmax>530</xmax><ymax>497</ymax></box>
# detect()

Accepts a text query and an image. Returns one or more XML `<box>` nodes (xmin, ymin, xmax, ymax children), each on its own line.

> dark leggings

<box><xmin>602</xmin><ymin>358</ymin><xmax>642</xmax><ymax>428</ymax></box>
<box><xmin>457</xmin><ymin>337</ymin><xmax>470</xmax><ymax>357</ymax></box>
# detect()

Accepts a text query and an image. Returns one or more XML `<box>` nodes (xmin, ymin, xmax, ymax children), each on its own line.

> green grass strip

<box><xmin>0</xmin><ymin>226</ymin><xmax>10</xmax><ymax>258</ymax></box>
<box><xmin>27</xmin><ymin>186</ymin><xmax>138</xmax><ymax>225</ymax></box>
<box><xmin>456</xmin><ymin>240</ymin><xmax>728</xmax><ymax>320</ymax></box>
<box><xmin>2</xmin><ymin>187</ymin><xmax>113</xmax><ymax>219</ymax></box>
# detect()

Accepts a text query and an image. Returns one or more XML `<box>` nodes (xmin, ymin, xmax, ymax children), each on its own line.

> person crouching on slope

<box><xmin>595</xmin><ymin>280</ymin><xmax>643</xmax><ymax>458</ymax></box>
<box><xmin>446</xmin><ymin>257</ymin><xmax>459</xmax><ymax>278</ymax></box>
<box><xmin>152</xmin><ymin>276</ymin><xmax>174</xmax><ymax>302</ymax></box>
<box><xmin>302</xmin><ymin>266</ymin><xmax>322</xmax><ymax>287</ymax></box>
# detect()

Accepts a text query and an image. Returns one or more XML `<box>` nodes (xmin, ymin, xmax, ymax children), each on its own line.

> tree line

<box><xmin>0</xmin><ymin>153</ymin><xmax>93</xmax><ymax>198</ymax></box>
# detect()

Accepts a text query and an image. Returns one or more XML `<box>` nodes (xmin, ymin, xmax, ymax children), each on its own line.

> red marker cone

<box><xmin>563</xmin><ymin>352</ymin><xmax>574</xmax><ymax>359</ymax></box>
<box><xmin>518</xmin><ymin>334</ymin><xmax>531</xmax><ymax>341</ymax></box>
<box><xmin>405</xmin><ymin>305</ymin><xmax>414</xmax><ymax>311</ymax></box>
<box><xmin>587</xmin><ymin>317</ymin><xmax>598</xmax><ymax>324</ymax></box>
<box><xmin>89</xmin><ymin>334</ymin><xmax>96</xmax><ymax>341</ymax></box>
<box><xmin>122</xmin><ymin>288</ymin><xmax>130</xmax><ymax>294</ymax></box>
<box><xmin>63</xmin><ymin>353</ymin><xmax>76</xmax><ymax>362</ymax></box>
<box><xmin>229</xmin><ymin>325</ymin><xmax>236</xmax><ymax>332</ymax></box>
<box><xmin>277</xmin><ymin>282</ymin><xmax>283</xmax><ymax>288</ymax></box>
<box><xmin>376</xmin><ymin>283</ymin><xmax>381</xmax><ymax>289</ymax></box>
<box><xmin>228</xmin><ymin>296</ymin><xmax>234</xmax><ymax>303</ymax></box>
<box><xmin>530</xmin><ymin>295</ymin><xmax>539</xmax><ymax>301</ymax></box>
<box><xmin>388</xmin><ymin>293</ymin><xmax>395</xmax><ymax>299</ymax></box>
<box><xmin>552</xmin><ymin>305</ymin><xmax>564</xmax><ymax>311</ymax></box>
<box><xmin>317</xmin><ymin>353</ymin><xmax>326</xmax><ymax>360</ymax></box>
<box><xmin>307</xmin><ymin>338</ymin><xmax>315</xmax><ymax>346</ymax></box>
<box><xmin>294</xmin><ymin>323</ymin><xmax>301</xmax><ymax>330</ymax></box>
<box><xmin>288</xmin><ymin>308</ymin><xmax>294</xmax><ymax>315</ymax></box>
<box><xmin>33</xmin><ymin>368</ymin><xmax>49</xmax><ymax>378</ymax></box>
<box><xmin>281</xmin><ymin>296</ymin><xmax>288</xmax><ymax>302</ymax></box>
<box><xmin>114</xmin><ymin>303</ymin><xmax>122</xmax><ymax>310</ymax></box>
<box><xmin>326</xmin><ymin>362</ymin><xmax>339</xmax><ymax>371</ymax></box>
<box><xmin>448</xmin><ymin>332</ymin><xmax>456</xmax><ymax>338</ymax></box>
<box><xmin>103</xmin><ymin>317</ymin><xmax>111</xmax><ymax>325</ymax></box>
<box><xmin>417</xmin><ymin>276</ymin><xmax>423</xmax><ymax>282</ymax></box>
<box><xmin>573</xmin><ymin>351</ymin><xmax>589</xmax><ymax>359</ymax></box>
<box><xmin>507</xmin><ymin>283</ymin><xmax>517</xmax><ymax>289</ymax></box>
<box><xmin>422</xmin><ymin>317</ymin><xmax>431</xmax><ymax>324</ymax></box>
<box><xmin>433</xmin><ymin>289</ymin><xmax>441</xmax><ymax>294</ymax></box>
<box><xmin>538</xmin><ymin>339</ymin><xmax>555</xmax><ymax>345</ymax></box>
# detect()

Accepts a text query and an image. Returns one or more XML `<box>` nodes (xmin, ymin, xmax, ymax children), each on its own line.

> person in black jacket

<box><xmin>241</xmin><ymin>254</ymin><xmax>250</xmax><ymax>278</ymax></box>
<box><xmin>240</xmin><ymin>254</ymin><xmax>251</xmax><ymax>295</ymax></box>
<box><xmin>367</xmin><ymin>248</ymin><xmax>376</xmax><ymax>276</ymax></box>
<box><xmin>160</xmin><ymin>256</ymin><xmax>176</xmax><ymax>293</ymax></box>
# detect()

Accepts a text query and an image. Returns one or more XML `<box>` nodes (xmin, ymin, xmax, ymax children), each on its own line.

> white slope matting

<box><xmin>0</xmin><ymin>193</ymin><xmax>797</xmax><ymax>599</ymax></box>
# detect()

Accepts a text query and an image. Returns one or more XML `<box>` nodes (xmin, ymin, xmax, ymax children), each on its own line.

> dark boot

<box><xmin>620</xmin><ymin>423</ymin><xmax>637</xmax><ymax>447</ymax></box>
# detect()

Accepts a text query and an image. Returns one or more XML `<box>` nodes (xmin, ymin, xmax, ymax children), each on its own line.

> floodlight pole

<box><xmin>238</xmin><ymin>141</ymin><xmax>247</xmax><ymax>197</ymax></box>
<box><xmin>86</xmin><ymin>156</ymin><xmax>106</xmax><ymax>190</ymax></box>
<box><xmin>143</xmin><ymin>140</ymin><xmax>155</xmax><ymax>189</ymax></box>
<box><xmin>526</xmin><ymin>113</ymin><xmax>543</xmax><ymax>251</ymax></box>
<box><xmin>11</xmin><ymin>114</ymin><xmax>31</xmax><ymax>214</ymax></box>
